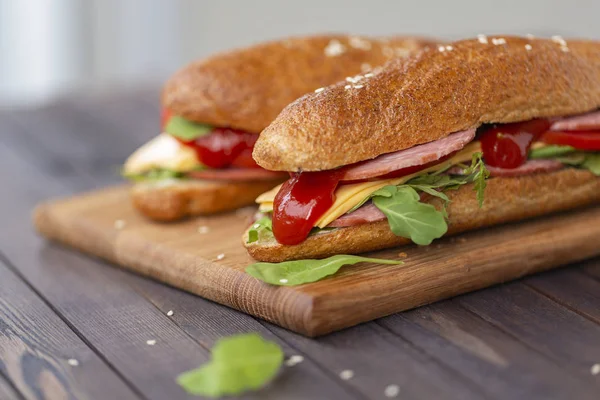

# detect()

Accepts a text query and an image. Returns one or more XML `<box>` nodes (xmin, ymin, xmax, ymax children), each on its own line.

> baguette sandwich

<box><xmin>122</xmin><ymin>34</ymin><xmax>434</xmax><ymax>221</ymax></box>
<box><xmin>245</xmin><ymin>35</ymin><xmax>600</xmax><ymax>262</ymax></box>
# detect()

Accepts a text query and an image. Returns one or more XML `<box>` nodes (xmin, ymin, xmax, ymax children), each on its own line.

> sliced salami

<box><xmin>187</xmin><ymin>168</ymin><xmax>286</xmax><ymax>181</ymax></box>
<box><xmin>327</xmin><ymin>203</ymin><xmax>386</xmax><ymax>228</ymax></box>
<box><xmin>487</xmin><ymin>159</ymin><xmax>564</xmax><ymax>177</ymax></box>
<box><xmin>341</xmin><ymin>129</ymin><xmax>476</xmax><ymax>181</ymax></box>
<box><xmin>550</xmin><ymin>109</ymin><xmax>600</xmax><ymax>131</ymax></box>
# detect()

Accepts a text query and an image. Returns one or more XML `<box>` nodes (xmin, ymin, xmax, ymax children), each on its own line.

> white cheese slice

<box><xmin>257</xmin><ymin>141</ymin><xmax>482</xmax><ymax>228</ymax></box>
<box><xmin>123</xmin><ymin>133</ymin><xmax>201</xmax><ymax>175</ymax></box>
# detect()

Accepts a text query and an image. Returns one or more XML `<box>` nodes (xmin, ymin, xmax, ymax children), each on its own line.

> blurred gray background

<box><xmin>1</xmin><ymin>0</ymin><xmax>598</xmax><ymax>108</ymax></box>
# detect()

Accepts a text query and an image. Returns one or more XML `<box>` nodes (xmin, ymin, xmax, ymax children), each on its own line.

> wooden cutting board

<box><xmin>33</xmin><ymin>185</ymin><xmax>600</xmax><ymax>337</ymax></box>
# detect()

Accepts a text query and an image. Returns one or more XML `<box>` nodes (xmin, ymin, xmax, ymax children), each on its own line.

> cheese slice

<box><xmin>257</xmin><ymin>141</ymin><xmax>482</xmax><ymax>227</ymax></box>
<box><xmin>123</xmin><ymin>133</ymin><xmax>201</xmax><ymax>175</ymax></box>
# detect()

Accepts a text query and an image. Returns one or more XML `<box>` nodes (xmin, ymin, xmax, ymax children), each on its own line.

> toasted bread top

<box><xmin>253</xmin><ymin>36</ymin><xmax>600</xmax><ymax>171</ymax></box>
<box><xmin>162</xmin><ymin>34</ymin><xmax>436</xmax><ymax>133</ymax></box>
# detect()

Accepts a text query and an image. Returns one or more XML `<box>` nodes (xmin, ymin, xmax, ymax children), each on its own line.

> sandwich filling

<box><xmin>251</xmin><ymin>110</ymin><xmax>600</xmax><ymax>246</ymax></box>
<box><xmin>123</xmin><ymin>109</ymin><xmax>286</xmax><ymax>182</ymax></box>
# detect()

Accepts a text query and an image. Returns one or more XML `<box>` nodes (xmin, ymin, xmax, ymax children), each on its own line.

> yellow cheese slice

<box><xmin>123</xmin><ymin>133</ymin><xmax>201</xmax><ymax>175</ymax></box>
<box><xmin>257</xmin><ymin>141</ymin><xmax>482</xmax><ymax>228</ymax></box>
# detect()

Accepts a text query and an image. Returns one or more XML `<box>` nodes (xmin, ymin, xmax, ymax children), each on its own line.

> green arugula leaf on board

<box><xmin>372</xmin><ymin>186</ymin><xmax>447</xmax><ymax>245</ymax></box>
<box><xmin>122</xmin><ymin>168</ymin><xmax>183</xmax><ymax>182</ymax></box>
<box><xmin>529</xmin><ymin>145</ymin><xmax>576</xmax><ymax>159</ymax></box>
<box><xmin>177</xmin><ymin>333</ymin><xmax>284</xmax><ymax>398</ymax></box>
<box><xmin>246</xmin><ymin>255</ymin><xmax>403</xmax><ymax>286</ymax></box>
<box><xmin>247</xmin><ymin>216</ymin><xmax>273</xmax><ymax>243</ymax></box>
<box><xmin>165</xmin><ymin>116</ymin><xmax>213</xmax><ymax>141</ymax></box>
<box><xmin>582</xmin><ymin>153</ymin><xmax>600</xmax><ymax>175</ymax></box>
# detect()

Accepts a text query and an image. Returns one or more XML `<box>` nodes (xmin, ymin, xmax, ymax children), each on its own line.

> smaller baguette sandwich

<box><xmin>245</xmin><ymin>35</ymin><xmax>600</xmax><ymax>262</ymax></box>
<box><xmin>122</xmin><ymin>34</ymin><xmax>434</xmax><ymax>221</ymax></box>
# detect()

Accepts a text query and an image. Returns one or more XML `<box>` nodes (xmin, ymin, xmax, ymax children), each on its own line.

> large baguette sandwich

<box><xmin>122</xmin><ymin>34</ymin><xmax>434</xmax><ymax>221</ymax></box>
<box><xmin>245</xmin><ymin>35</ymin><xmax>600</xmax><ymax>262</ymax></box>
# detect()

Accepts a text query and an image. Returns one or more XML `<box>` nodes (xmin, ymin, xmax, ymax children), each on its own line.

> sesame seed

<box><xmin>67</xmin><ymin>359</ymin><xmax>79</xmax><ymax>366</ymax></box>
<box><xmin>279</xmin><ymin>278</ymin><xmax>288</xmax><ymax>284</ymax></box>
<box><xmin>216</xmin><ymin>253</ymin><xmax>225</xmax><ymax>260</ymax></box>
<box><xmin>354</xmin><ymin>85</ymin><xmax>364</xmax><ymax>89</ymax></box>
<box><xmin>349</xmin><ymin>36</ymin><xmax>372</xmax><ymax>50</ymax></box>
<box><xmin>445</xmin><ymin>45</ymin><xmax>453</xmax><ymax>51</ymax></box>
<box><xmin>324</xmin><ymin>39</ymin><xmax>346</xmax><ymax>57</ymax></box>
<box><xmin>285</xmin><ymin>355</ymin><xmax>304</xmax><ymax>366</ymax></box>
<box><xmin>551</xmin><ymin>35</ymin><xmax>567</xmax><ymax>45</ymax></box>
<box><xmin>477</xmin><ymin>34</ymin><xmax>488</xmax><ymax>44</ymax></box>
<box><xmin>344</xmin><ymin>84</ymin><xmax>352</xmax><ymax>90</ymax></box>
<box><xmin>364</xmin><ymin>72</ymin><xmax>374</xmax><ymax>78</ymax></box>
<box><xmin>198</xmin><ymin>226</ymin><xmax>210</xmax><ymax>234</ymax></box>
<box><xmin>492</xmin><ymin>38</ymin><xmax>506</xmax><ymax>45</ymax></box>
<box><xmin>339</xmin><ymin>370</ymin><xmax>354</xmax><ymax>380</ymax></box>
<box><xmin>146</xmin><ymin>339</ymin><xmax>156</xmax><ymax>346</ymax></box>
<box><xmin>591</xmin><ymin>363</ymin><xmax>600</xmax><ymax>375</ymax></box>
<box><xmin>360</xmin><ymin>63</ymin><xmax>372</xmax><ymax>72</ymax></box>
<box><xmin>114</xmin><ymin>219</ymin><xmax>126</xmax><ymax>230</ymax></box>
<box><xmin>314</xmin><ymin>87</ymin><xmax>325</xmax><ymax>93</ymax></box>
<box><xmin>438</xmin><ymin>45</ymin><xmax>446</xmax><ymax>52</ymax></box>
<box><xmin>345</xmin><ymin>76</ymin><xmax>357</xmax><ymax>83</ymax></box>
<box><xmin>561</xmin><ymin>46</ymin><xmax>570</xmax><ymax>52</ymax></box>
<box><xmin>525</xmin><ymin>44</ymin><xmax>532</xmax><ymax>51</ymax></box>
<box><xmin>526</xmin><ymin>33</ymin><xmax>535</xmax><ymax>39</ymax></box>
<box><xmin>166</xmin><ymin>310</ymin><xmax>174</xmax><ymax>317</ymax></box>
<box><xmin>384</xmin><ymin>384</ymin><xmax>400</xmax><ymax>398</ymax></box>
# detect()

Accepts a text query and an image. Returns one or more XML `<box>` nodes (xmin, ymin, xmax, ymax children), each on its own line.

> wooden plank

<box><xmin>0</xmin><ymin>374</ymin><xmax>22</xmax><ymax>400</ymax></box>
<box><xmin>456</xmin><ymin>283</ymin><xmax>600</xmax><ymax>383</ymax></box>
<box><xmin>0</xmin><ymin>259</ymin><xmax>139</xmax><ymax>400</ymax></box>
<box><xmin>525</xmin><ymin>268</ymin><xmax>600</xmax><ymax>324</ymax></box>
<box><xmin>130</xmin><ymin>274</ymin><xmax>484</xmax><ymax>400</ymax></box>
<box><xmin>32</xmin><ymin>183</ymin><xmax>600</xmax><ymax>336</ymax></box>
<box><xmin>377</xmin><ymin>301</ymin><xmax>600</xmax><ymax>399</ymax></box>
<box><xmin>582</xmin><ymin>259</ymin><xmax>600</xmax><ymax>280</ymax></box>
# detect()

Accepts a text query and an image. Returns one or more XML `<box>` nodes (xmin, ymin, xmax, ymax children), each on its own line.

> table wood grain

<box><xmin>1</xmin><ymin>88</ymin><xmax>599</xmax><ymax>400</ymax></box>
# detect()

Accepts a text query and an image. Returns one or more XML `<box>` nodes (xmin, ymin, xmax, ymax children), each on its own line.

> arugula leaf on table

<box><xmin>165</xmin><ymin>116</ymin><xmax>213</xmax><ymax>141</ymax></box>
<box><xmin>246</xmin><ymin>255</ymin><xmax>403</xmax><ymax>286</ymax></box>
<box><xmin>372</xmin><ymin>186</ymin><xmax>447</xmax><ymax>245</ymax></box>
<box><xmin>177</xmin><ymin>333</ymin><xmax>283</xmax><ymax>398</ymax></box>
<box><xmin>247</xmin><ymin>216</ymin><xmax>274</xmax><ymax>243</ymax></box>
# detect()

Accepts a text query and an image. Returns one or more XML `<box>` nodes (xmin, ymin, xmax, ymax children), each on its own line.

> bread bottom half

<box><xmin>243</xmin><ymin>169</ymin><xmax>600</xmax><ymax>262</ymax></box>
<box><xmin>131</xmin><ymin>179</ymin><xmax>282</xmax><ymax>221</ymax></box>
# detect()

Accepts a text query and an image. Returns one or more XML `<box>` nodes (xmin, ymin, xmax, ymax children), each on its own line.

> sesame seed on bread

<box><xmin>253</xmin><ymin>36</ymin><xmax>600</xmax><ymax>171</ymax></box>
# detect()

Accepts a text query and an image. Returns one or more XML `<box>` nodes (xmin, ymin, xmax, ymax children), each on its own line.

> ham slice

<box><xmin>550</xmin><ymin>109</ymin><xmax>600</xmax><ymax>131</ymax></box>
<box><xmin>341</xmin><ymin>129</ymin><xmax>476</xmax><ymax>181</ymax></box>
<box><xmin>487</xmin><ymin>160</ymin><xmax>564</xmax><ymax>177</ymax></box>
<box><xmin>327</xmin><ymin>203</ymin><xmax>386</xmax><ymax>228</ymax></box>
<box><xmin>187</xmin><ymin>168</ymin><xmax>286</xmax><ymax>181</ymax></box>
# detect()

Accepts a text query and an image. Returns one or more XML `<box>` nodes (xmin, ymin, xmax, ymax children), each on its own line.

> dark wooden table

<box><xmin>1</xmin><ymin>88</ymin><xmax>600</xmax><ymax>400</ymax></box>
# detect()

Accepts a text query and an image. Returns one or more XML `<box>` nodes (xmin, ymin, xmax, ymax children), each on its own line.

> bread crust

<box><xmin>162</xmin><ymin>35</ymin><xmax>436</xmax><ymax>133</ymax></box>
<box><xmin>254</xmin><ymin>37</ymin><xmax>600</xmax><ymax>171</ymax></box>
<box><xmin>243</xmin><ymin>169</ymin><xmax>600</xmax><ymax>262</ymax></box>
<box><xmin>131</xmin><ymin>179</ymin><xmax>282</xmax><ymax>221</ymax></box>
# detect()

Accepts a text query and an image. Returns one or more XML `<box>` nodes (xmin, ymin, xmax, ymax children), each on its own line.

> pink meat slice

<box><xmin>550</xmin><ymin>109</ymin><xmax>600</xmax><ymax>131</ymax></box>
<box><xmin>341</xmin><ymin>129</ymin><xmax>477</xmax><ymax>181</ymax></box>
<box><xmin>327</xmin><ymin>203</ymin><xmax>386</xmax><ymax>228</ymax></box>
<box><xmin>187</xmin><ymin>168</ymin><xmax>287</xmax><ymax>181</ymax></box>
<box><xmin>487</xmin><ymin>159</ymin><xmax>564</xmax><ymax>177</ymax></box>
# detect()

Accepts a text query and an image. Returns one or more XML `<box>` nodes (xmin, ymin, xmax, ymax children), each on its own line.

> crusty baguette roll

<box><xmin>244</xmin><ymin>169</ymin><xmax>600</xmax><ymax>262</ymax></box>
<box><xmin>131</xmin><ymin>179</ymin><xmax>280</xmax><ymax>221</ymax></box>
<box><xmin>162</xmin><ymin>34</ymin><xmax>436</xmax><ymax>133</ymax></box>
<box><xmin>254</xmin><ymin>37</ymin><xmax>600</xmax><ymax>171</ymax></box>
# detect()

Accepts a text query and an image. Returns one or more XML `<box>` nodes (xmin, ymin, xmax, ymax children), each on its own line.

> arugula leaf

<box><xmin>122</xmin><ymin>168</ymin><xmax>183</xmax><ymax>182</ymax></box>
<box><xmin>177</xmin><ymin>333</ymin><xmax>283</xmax><ymax>397</ymax></box>
<box><xmin>529</xmin><ymin>145</ymin><xmax>576</xmax><ymax>159</ymax></box>
<box><xmin>460</xmin><ymin>152</ymin><xmax>489</xmax><ymax>207</ymax></box>
<box><xmin>372</xmin><ymin>187</ymin><xmax>447</xmax><ymax>245</ymax></box>
<box><xmin>247</xmin><ymin>216</ymin><xmax>273</xmax><ymax>243</ymax></box>
<box><xmin>582</xmin><ymin>153</ymin><xmax>600</xmax><ymax>175</ymax></box>
<box><xmin>165</xmin><ymin>116</ymin><xmax>213</xmax><ymax>141</ymax></box>
<box><xmin>346</xmin><ymin>185</ymin><xmax>398</xmax><ymax>213</ymax></box>
<box><xmin>246</xmin><ymin>255</ymin><xmax>403</xmax><ymax>286</ymax></box>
